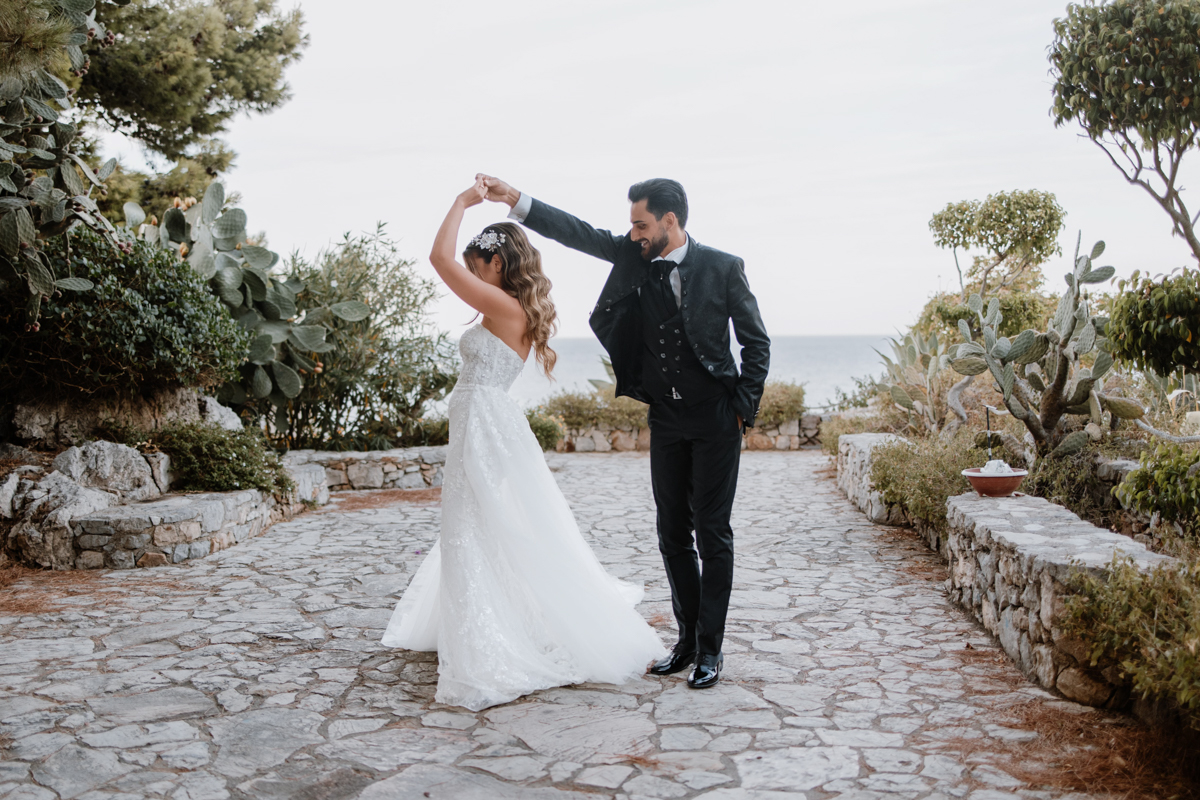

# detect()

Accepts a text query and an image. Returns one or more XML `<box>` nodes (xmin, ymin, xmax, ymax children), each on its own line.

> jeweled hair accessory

<box><xmin>469</xmin><ymin>231</ymin><xmax>506</xmax><ymax>251</ymax></box>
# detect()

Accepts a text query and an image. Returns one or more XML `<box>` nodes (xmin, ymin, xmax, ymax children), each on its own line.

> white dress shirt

<box><xmin>509</xmin><ymin>192</ymin><xmax>686</xmax><ymax>307</ymax></box>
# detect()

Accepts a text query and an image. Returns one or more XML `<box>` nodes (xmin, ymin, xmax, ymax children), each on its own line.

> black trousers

<box><xmin>647</xmin><ymin>392</ymin><xmax>742</xmax><ymax>656</ymax></box>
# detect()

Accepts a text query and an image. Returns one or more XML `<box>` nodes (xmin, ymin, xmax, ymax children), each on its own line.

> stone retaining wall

<box><xmin>832</xmin><ymin>431</ymin><xmax>1180</xmax><ymax>710</ymax></box>
<box><xmin>68</xmin><ymin>463</ymin><xmax>328</xmax><ymax>570</ymax></box>
<box><xmin>944</xmin><ymin>493</ymin><xmax>1176</xmax><ymax>707</ymax></box>
<box><xmin>835</xmin><ymin>433</ymin><xmax>910</xmax><ymax>525</ymax></box>
<box><xmin>283</xmin><ymin>447</ymin><xmax>446</xmax><ymax>491</ymax></box>
<box><xmin>558</xmin><ymin>415</ymin><xmax>822</xmax><ymax>453</ymax></box>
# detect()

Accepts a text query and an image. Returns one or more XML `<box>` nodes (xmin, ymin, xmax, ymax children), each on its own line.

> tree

<box><xmin>76</xmin><ymin>0</ymin><xmax>307</xmax><ymax>160</ymax></box>
<box><xmin>1050</xmin><ymin>0</ymin><xmax>1200</xmax><ymax>263</ymax></box>
<box><xmin>96</xmin><ymin>138</ymin><xmax>235</xmax><ymax>219</ymax></box>
<box><xmin>929</xmin><ymin>189</ymin><xmax>1066</xmax><ymax>301</ymax></box>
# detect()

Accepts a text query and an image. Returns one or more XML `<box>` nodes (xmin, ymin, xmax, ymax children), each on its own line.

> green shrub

<box><xmin>1063</xmin><ymin>556</ymin><xmax>1200</xmax><ymax>729</ymax></box>
<box><xmin>817</xmin><ymin>411</ymin><xmax>902</xmax><ymax>456</ymax></box>
<box><xmin>542</xmin><ymin>387</ymin><xmax>647</xmax><ymax>430</ymax></box>
<box><xmin>832</xmin><ymin>374</ymin><xmax>882</xmax><ymax>412</ymax></box>
<box><xmin>870</xmin><ymin>433</ymin><xmax>980</xmax><ymax>533</ymax></box>
<box><xmin>757</xmin><ymin>381</ymin><xmax>806</xmax><ymax>428</ymax></box>
<box><xmin>0</xmin><ymin>229</ymin><xmax>249</xmax><ymax>399</ymax></box>
<box><xmin>526</xmin><ymin>408</ymin><xmax>566</xmax><ymax>452</ymax></box>
<box><xmin>1116</xmin><ymin>443</ymin><xmax>1200</xmax><ymax>541</ymax></box>
<box><xmin>101</xmin><ymin>422</ymin><xmax>292</xmax><ymax>494</ymax></box>
<box><xmin>914</xmin><ymin>289</ymin><xmax>1056</xmax><ymax>342</ymax></box>
<box><xmin>1024</xmin><ymin>439</ymin><xmax>1146</xmax><ymax>529</ymax></box>
<box><xmin>1109</xmin><ymin>270</ymin><xmax>1200</xmax><ymax>377</ymax></box>
<box><xmin>262</xmin><ymin>228</ymin><xmax>458</xmax><ymax>450</ymax></box>
<box><xmin>401</xmin><ymin>417</ymin><xmax>450</xmax><ymax>448</ymax></box>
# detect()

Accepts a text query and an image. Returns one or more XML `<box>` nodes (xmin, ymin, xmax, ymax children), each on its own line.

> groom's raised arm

<box><xmin>480</xmin><ymin>175</ymin><xmax>623</xmax><ymax>265</ymax></box>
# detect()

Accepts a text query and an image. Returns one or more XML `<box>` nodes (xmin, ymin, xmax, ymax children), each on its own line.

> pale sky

<box><xmin>106</xmin><ymin>0</ymin><xmax>1200</xmax><ymax>338</ymax></box>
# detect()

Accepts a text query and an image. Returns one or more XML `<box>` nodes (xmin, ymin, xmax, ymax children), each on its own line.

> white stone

<box><xmin>654</xmin><ymin>684</ymin><xmax>778</xmax><ymax>730</ymax></box>
<box><xmin>52</xmin><ymin>441</ymin><xmax>159</xmax><ymax>502</ymax></box>
<box><xmin>458</xmin><ymin>755</ymin><xmax>547</xmax><ymax>781</ymax></box>
<box><xmin>575</xmin><ymin>764</ymin><xmax>633</xmax><ymax>788</ymax></box>
<box><xmin>659</xmin><ymin>727</ymin><xmax>712</xmax><ymax>750</ymax></box>
<box><xmin>208</xmin><ymin>708</ymin><xmax>326</xmax><ymax>777</ymax></box>
<box><xmin>358</xmin><ymin>764</ymin><xmax>595</xmax><ymax>800</ymax></box>
<box><xmin>198</xmin><ymin>396</ymin><xmax>243</xmax><ymax>431</ymax></box>
<box><xmin>315</xmin><ymin>727</ymin><xmax>476</xmax><ymax>771</ymax></box>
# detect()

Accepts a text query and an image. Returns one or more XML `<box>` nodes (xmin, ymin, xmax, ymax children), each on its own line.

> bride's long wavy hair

<box><xmin>463</xmin><ymin>222</ymin><xmax>558</xmax><ymax>376</ymax></box>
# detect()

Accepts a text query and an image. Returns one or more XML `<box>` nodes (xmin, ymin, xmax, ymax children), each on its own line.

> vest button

<box><xmin>660</xmin><ymin>353</ymin><xmax>666</xmax><ymax>358</ymax></box>
<box><xmin>675</xmin><ymin>329</ymin><xmax>680</xmax><ymax>334</ymax></box>
<box><xmin>659</xmin><ymin>325</ymin><xmax>665</xmax><ymax>330</ymax></box>
<box><xmin>659</xmin><ymin>339</ymin><xmax>665</xmax><ymax>344</ymax></box>
<box><xmin>675</xmin><ymin>356</ymin><xmax>680</xmax><ymax>361</ymax></box>
<box><xmin>708</xmin><ymin>365</ymin><xmax>714</xmax><ymax>371</ymax></box>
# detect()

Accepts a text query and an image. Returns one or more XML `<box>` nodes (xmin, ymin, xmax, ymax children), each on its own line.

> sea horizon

<box><xmin>499</xmin><ymin>334</ymin><xmax>895</xmax><ymax>411</ymax></box>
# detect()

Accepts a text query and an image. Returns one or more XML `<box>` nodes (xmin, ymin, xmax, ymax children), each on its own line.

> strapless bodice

<box><xmin>456</xmin><ymin>324</ymin><xmax>525</xmax><ymax>392</ymax></box>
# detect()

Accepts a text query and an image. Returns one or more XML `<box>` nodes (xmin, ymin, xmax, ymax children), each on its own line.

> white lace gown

<box><xmin>381</xmin><ymin>324</ymin><xmax>665</xmax><ymax>711</ymax></box>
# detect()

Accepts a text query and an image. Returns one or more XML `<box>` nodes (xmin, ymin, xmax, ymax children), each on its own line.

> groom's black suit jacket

<box><xmin>523</xmin><ymin>198</ymin><xmax>771</xmax><ymax>427</ymax></box>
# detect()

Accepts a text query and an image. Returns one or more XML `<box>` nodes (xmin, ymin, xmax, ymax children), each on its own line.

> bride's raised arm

<box><xmin>429</xmin><ymin>179</ymin><xmax>524</xmax><ymax>322</ymax></box>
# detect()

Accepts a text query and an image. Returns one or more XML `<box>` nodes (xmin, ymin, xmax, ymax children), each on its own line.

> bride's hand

<box><xmin>457</xmin><ymin>177</ymin><xmax>487</xmax><ymax>208</ymax></box>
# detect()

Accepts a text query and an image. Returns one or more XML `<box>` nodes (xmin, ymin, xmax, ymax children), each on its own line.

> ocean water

<box><xmin>508</xmin><ymin>335</ymin><xmax>894</xmax><ymax>411</ymax></box>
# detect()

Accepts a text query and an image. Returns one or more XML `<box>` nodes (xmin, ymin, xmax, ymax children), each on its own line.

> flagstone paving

<box><xmin>0</xmin><ymin>451</ymin><xmax>1105</xmax><ymax>799</ymax></box>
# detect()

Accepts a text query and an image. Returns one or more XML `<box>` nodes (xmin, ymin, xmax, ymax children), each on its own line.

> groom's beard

<box><xmin>639</xmin><ymin>229</ymin><xmax>670</xmax><ymax>261</ymax></box>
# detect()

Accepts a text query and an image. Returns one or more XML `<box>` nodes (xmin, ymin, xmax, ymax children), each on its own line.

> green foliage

<box><xmin>266</xmin><ymin>228</ymin><xmax>458</xmax><ymax>450</ymax></box>
<box><xmin>1050</xmin><ymin>0</ymin><xmax>1200</xmax><ymax>262</ymax></box>
<box><xmin>0</xmin><ymin>227</ymin><xmax>248</xmax><ymax>398</ymax></box>
<box><xmin>95</xmin><ymin>139</ymin><xmax>235</xmax><ymax>222</ymax></box>
<box><xmin>102</xmin><ymin>421</ymin><xmax>292</xmax><ymax>494</ymax></box>
<box><xmin>756</xmin><ymin>381</ymin><xmax>806</xmax><ymax>428</ymax></box>
<box><xmin>128</xmin><ymin>181</ymin><xmax>371</xmax><ymax>438</ymax></box>
<box><xmin>542</xmin><ymin>387</ymin><xmax>648</xmax><ymax>431</ymax></box>
<box><xmin>1024</xmin><ymin>440</ymin><xmax>1134</xmax><ymax>529</ymax></box>
<box><xmin>1063</xmin><ymin>555</ymin><xmax>1200</xmax><ymax>728</ymax></box>
<box><xmin>0</xmin><ymin>0</ymin><xmax>127</xmax><ymax>329</ymax></box>
<box><xmin>831</xmin><ymin>374</ymin><xmax>881</xmax><ymax>412</ymax></box>
<box><xmin>526</xmin><ymin>408</ymin><xmax>565</xmax><ymax>452</ymax></box>
<box><xmin>929</xmin><ymin>190</ymin><xmax>1065</xmax><ymax>298</ymax></box>
<box><xmin>869</xmin><ymin>433</ymin><xmax>980</xmax><ymax>533</ymax></box>
<box><xmin>946</xmin><ymin>237</ymin><xmax>1132</xmax><ymax>454</ymax></box>
<box><xmin>914</xmin><ymin>290</ymin><xmax>1056</xmax><ymax>342</ymax></box>
<box><xmin>1109</xmin><ymin>269</ymin><xmax>1200</xmax><ymax>376</ymax></box>
<box><xmin>78</xmin><ymin>0</ymin><xmax>308</xmax><ymax>160</ymax></box>
<box><xmin>1117</xmin><ymin>443</ymin><xmax>1200</xmax><ymax>540</ymax></box>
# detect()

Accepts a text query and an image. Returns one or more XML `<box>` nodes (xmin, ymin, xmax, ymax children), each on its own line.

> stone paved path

<box><xmin>0</xmin><ymin>452</ymin><xmax>1101</xmax><ymax>800</ymax></box>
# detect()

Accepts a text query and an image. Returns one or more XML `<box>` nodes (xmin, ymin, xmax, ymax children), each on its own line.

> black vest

<box><xmin>641</xmin><ymin>261</ymin><xmax>726</xmax><ymax>405</ymax></box>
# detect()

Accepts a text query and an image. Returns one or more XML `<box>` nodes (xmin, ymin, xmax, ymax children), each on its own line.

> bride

<box><xmin>381</xmin><ymin>177</ymin><xmax>665</xmax><ymax>711</ymax></box>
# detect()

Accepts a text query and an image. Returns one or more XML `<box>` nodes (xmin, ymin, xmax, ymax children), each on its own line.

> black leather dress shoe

<box><xmin>687</xmin><ymin>652</ymin><xmax>723</xmax><ymax>689</ymax></box>
<box><xmin>649</xmin><ymin>644</ymin><xmax>697</xmax><ymax>676</ymax></box>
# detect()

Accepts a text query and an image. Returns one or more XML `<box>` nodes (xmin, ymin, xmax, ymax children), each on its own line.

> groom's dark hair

<box><xmin>628</xmin><ymin>178</ymin><xmax>688</xmax><ymax>229</ymax></box>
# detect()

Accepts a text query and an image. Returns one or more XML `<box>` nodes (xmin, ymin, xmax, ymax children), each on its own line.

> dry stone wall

<box><xmin>557</xmin><ymin>415</ymin><xmax>822</xmax><ymax>453</ymax></box>
<box><xmin>833</xmin><ymin>430</ymin><xmax>1180</xmax><ymax>710</ymax></box>
<box><xmin>282</xmin><ymin>447</ymin><xmax>446</xmax><ymax>491</ymax></box>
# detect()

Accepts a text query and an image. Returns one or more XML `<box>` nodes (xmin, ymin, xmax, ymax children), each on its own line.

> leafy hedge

<box><xmin>1109</xmin><ymin>270</ymin><xmax>1200</xmax><ymax>383</ymax></box>
<box><xmin>0</xmin><ymin>229</ymin><xmax>249</xmax><ymax>399</ymax></box>
<box><xmin>1064</xmin><ymin>556</ymin><xmax>1200</xmax><ymax>729</ymax></box>
<box><xmin>542</xmin><ymin>388</ymin><xmax>648</xmax><ymax>430</ymax></box>
<box><xmin>542</xmin><ymin>380</ymin><xmax>805</xmax><ymax>432</ymax></box>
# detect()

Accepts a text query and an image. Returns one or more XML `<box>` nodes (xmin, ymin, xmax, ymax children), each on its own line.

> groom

<box><xmin>480</xmin><ymin>175</ymin><xmax>770</xmax><ymax>688</ymax></box>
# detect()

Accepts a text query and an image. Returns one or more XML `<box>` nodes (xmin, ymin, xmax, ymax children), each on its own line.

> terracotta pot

<box><xmin>961</xmin><ymin>467</ymin><xmax>1027</xmax><ymax>498</ymax></box>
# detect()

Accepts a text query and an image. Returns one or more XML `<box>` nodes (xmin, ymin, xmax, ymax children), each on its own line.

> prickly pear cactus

<box><xmin>879</xmin><ymin>331</ymin><xmax>954</xmax><ymax>435</ymax></box>
<box><xmin>127</xmin><ymin>182</ymin><xmax>369</xmax><ymax>435</ymax></box>
<box><xmin>947</xmin><ymin>237</ymin><xmax>1142</xmax><ymax>456</ymax></box>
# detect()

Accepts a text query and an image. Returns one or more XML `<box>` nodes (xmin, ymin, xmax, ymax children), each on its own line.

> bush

<box><xmin>0</xmin><ymin>229</ymin><xmax>249</xmax><ymax>399</ymax></box>
<box><xmin>914</xmin><ymin>289</ymin><xmax>1056</xmax><ymax>342</ymax></box>
<box><xmin>1023</xmin><ymin>439</ymin><xmax>1146</xmax><ymax>530</ymax></box>
<box><xmin>526</xmin><ymin>408</ymin><xmax>566</xmax><ymax>451</ymax></box>
<box><xmin>101</xmin><ymin>422</ymin><xmax>292</xmax><ymax>494</ymax></box>
<box><xmin>1116</xmin><ymin>443</ymin><xmax>1200</xmax><ymax>541</ymax></box>
<box><xmin>402</xmin><ymin>417</ymin><xmax>450</xmax><ymax>448</ymax></box>
<box><xmin>542</xmin><ymin>387</ymin><xmax>647</xmax><ymax>430</ymax></box>
<box><xmin>264</xmin><ymin>228</ymin><xmax>459</xmax><ymax>450</ymax></box>
<box><xmin>757</xmin><ymin>381</ymin><xmax>805</xmax><ymax>428</ymax></box>
<box><xmin>870</xmin><ymin>433</ymin><xmax>980</xmax><ymax>533</ymax></box>
<box><xmin>1063</xmin><ymin>556</ymin><xmax>1200</xmax><ymax>730</ymax></box>
<box><xmin>831</xmin><ymin>374</ymin><xmax>882</xmax><ymax>412</ymax></box>
<box><xmin>1109</xmin><ymin>270</ymin><xmax>1200</xmax><ymax>377</ymax></box>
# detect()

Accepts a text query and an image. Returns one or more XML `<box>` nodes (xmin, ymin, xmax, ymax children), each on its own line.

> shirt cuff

<box><xmin>508</xmin><ymin>192</ymin><xmax>532</xmax><ymax>223</ymax></box>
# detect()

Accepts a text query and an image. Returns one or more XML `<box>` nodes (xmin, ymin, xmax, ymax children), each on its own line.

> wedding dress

<box><xmin>381</xmin><ymin>324</ymin><xmax>665</xmax><ymax>711</ymax></box>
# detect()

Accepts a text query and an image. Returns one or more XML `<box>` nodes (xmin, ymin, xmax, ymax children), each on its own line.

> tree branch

<box><xmin>1135</xmin><ymin>418</ymin><xmax>1200</xmax><ymax>443</ymax></box>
